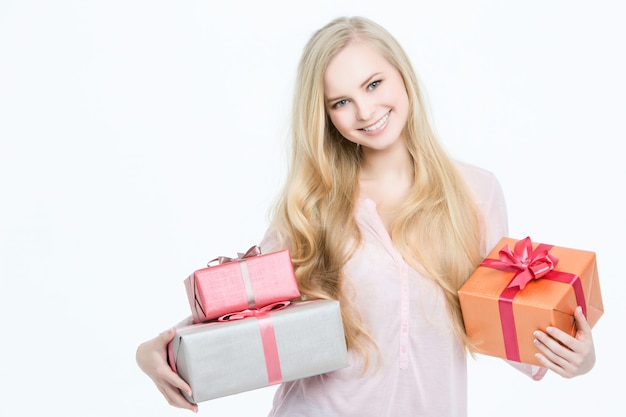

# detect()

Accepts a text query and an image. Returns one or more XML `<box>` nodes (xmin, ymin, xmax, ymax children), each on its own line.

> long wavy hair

<box><xmin>269</xmin><ymin>16</ymin><xmax>484</xmax><ymax>364</ymax></box>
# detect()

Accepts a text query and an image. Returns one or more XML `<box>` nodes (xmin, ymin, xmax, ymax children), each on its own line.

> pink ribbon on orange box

<box><xmin>479</xmin><ymin>237</ymin><xmax>587</xmax><ymax>362</ymax></box>
<box><xmin>218</xmin><ymin>301</ymin><xmax>291</xmax><ymax>385</ymax></box>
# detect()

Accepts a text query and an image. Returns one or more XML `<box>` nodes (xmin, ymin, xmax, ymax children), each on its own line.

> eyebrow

<box><xmin>325</xmin><ymin>72</ymin><xmax>382</xmax><ymax>104</ymax></box>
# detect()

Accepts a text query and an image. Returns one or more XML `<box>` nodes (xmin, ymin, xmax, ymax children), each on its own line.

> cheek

<box><xmin>388</xmin><ymin>84</ymin><xmax>408</xmax><ymax>105</ymax></box>
<box><xmin>328</xmin><ymin>112</ymin><xmax>351</xmax><ymax>135</ymax></box>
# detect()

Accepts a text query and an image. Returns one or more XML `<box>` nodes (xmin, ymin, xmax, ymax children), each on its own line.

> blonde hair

<box><xmin>269</xmin><ymin>16</ymin><xmax>484</xmax><ymax>365</ymax></box>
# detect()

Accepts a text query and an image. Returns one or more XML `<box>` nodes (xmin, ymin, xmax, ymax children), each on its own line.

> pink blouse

<box><xmin>262</xmin><ymin>162</ymin><xmax>544</xmax><ymax>417</ymax></box>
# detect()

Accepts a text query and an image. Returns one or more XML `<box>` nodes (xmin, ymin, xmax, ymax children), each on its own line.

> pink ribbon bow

<box><xmin>217</xmin><ymin>301</ymin><xmax>291</xmax><ymax>322</ymax></box>
<box><xmin>208</xmin><ymin>245</ymin><xmax>262</xmax><ymax>266</ymax></box>
<box><xmin>480</xmin><ymin>236</ymin><xmax>559</xmax><ymax>289</ymax></box>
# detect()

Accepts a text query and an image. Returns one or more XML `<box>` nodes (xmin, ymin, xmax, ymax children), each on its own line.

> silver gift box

<box><xmin>169</xmin><ymin>299</ymin><xmax>349</xmax><ymax>403</ymax></box>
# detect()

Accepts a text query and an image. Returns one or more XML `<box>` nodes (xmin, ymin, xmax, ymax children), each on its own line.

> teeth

<box><xmin>363</xmin><ymin>113</ymin><xmax>389</xmax><ymax>131</ymax></box>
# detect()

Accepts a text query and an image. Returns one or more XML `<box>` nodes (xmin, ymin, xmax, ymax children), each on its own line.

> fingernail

<box><xmin>533</xmin><ymin>331</ymin><xmax>541</xmax><ymax>338</ymax></box>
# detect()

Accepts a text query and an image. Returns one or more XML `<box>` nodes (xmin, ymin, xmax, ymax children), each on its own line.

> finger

<box><xmin>534</xmin><ymin>328</ymin><xmax>584</xmax><ymax>371</ymax></box>
<box><xmin>155</xmin><ymin>342</ymin><xmax>195</xmax><ymax>399</ymax></box>
<box><xmin>533</xmin><ymin>328</ymin><xmax>574</xmax><ymax>357</ymax></box>
<box><xmin>537</xmin><ymin>323</ymin><xmax>584</xmax><ymax>355</ymax></box>
<box><xmin>533</xmin><ymin>328</ymin><xmax>589</xmax><ymax>378</ymax></box>
<box><xmin>162</xmin><ymin>389</ymin><xmax>197</xmax><ymax>412</ymax></box>
<box><xmin>161</xmin><ymin>368</ymin><xmax>194</xmax><ymax>397</ymax></box>
<box><xmin>154</xmin><ymin>338</ymin><xmax>193</xmax><ymax>396</ymax></box>
<box><xmin>533</xmin><ymin>342</ymin><xmax>576</xmax><ymax>378</ymax></box>
<box><xmin>541</xmin><ymin>308</ymin><xmax>593</xmax><ymax>352</ymax></box>
<box><xmin>157</xmin><ymin>384</ymin><xmax>198</xmax><ymax>412</ymax></box>
<box><xmin>159</xmin><ymin>327</ymin><xmax>177</xmax><ymax>344</ymax></box>
<box><xmin>533</xmin><ymin>334</ymin><xmax>570</xmax><ymax>370</ymax></box>
<box><xmin>533</xmin><ymin>351</ymin><xmax>569</xmax><ymax>377</ymax></box>
<box><xmin>573</xmin><ymin>306</ymin><xmax>592</xmax><ymax>337</ymax></box>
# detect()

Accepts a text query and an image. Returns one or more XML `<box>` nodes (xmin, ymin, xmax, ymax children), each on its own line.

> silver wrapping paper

<box><xmin>169</xmin><ymin>299</ymin><xmax>349</xmax><ymax>403</ymax></box>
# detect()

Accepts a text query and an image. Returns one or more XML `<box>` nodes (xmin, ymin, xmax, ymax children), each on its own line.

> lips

<box><xmin>361</xmin><ymin>111</ymin><xmax>390</xmax><ymax>132</ymax></box>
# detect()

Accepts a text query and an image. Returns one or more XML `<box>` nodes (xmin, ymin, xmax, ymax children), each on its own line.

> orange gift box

<box><xmin>458</xmin><ymin>236</ymin><xmax>603</xmax><ymax>366</ymax></box>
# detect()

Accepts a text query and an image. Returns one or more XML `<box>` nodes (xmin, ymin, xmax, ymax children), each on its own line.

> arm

<box><xmin>532</xmin><ymin>306</ymin><xmax>596</xmax><ymax>378</ymax></box>
<box><xmin>136</xmin><ymin>231</ymin><xmax>279</xmax><ymax>411</ymax></box>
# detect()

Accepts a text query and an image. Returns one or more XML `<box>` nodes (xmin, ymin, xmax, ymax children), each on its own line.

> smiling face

<box><xmin>324</xmin><ymin>40</ymin><xmax>410</xmax><ymax>152</ymax></box>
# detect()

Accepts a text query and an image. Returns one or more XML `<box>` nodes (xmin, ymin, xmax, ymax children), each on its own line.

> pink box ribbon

<box><xmin>479</xmin><ymin>237</ymin><xmax>587</xmax><ymax>362</ymax></box>
<box><xmin>207</xmin><ymin>245</ymin><xmax>263</xmax><ymax>309</ymax></box>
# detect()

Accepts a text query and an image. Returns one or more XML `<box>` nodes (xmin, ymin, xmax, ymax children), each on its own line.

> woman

<box><xmin>137</xmin><ymin>16</ymin><xmax>595</xmax><ymax>416</ymax></box>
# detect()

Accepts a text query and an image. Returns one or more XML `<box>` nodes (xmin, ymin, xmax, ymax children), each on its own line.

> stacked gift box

<box><xmin>458</xmin><ymin>236</ymin><xmax>604</xmax><ymax>366</ymax></box>
<box><xmin>168</xmin><ymin>245</ymin><xmax>350</xmax><ymax>404</ymax></box>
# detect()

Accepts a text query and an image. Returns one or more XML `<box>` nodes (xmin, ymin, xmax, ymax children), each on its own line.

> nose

<box><xmin>355</xmin><ymin>99</ymin><xmax>375</xmax><ymax>121</ymax></box>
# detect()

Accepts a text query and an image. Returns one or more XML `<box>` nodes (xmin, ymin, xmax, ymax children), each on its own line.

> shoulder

<box><xmin>452</xmin><ymin>159</ymin><xmax>502</xmax><ymax>201</ymax></box>
<box><xmin>452</xmin><ymin>159</ymin><xmax>509</xmax><ymax>250</ymax></box>
<box><xmin>452</xmin><ymin>159</ymin><xmax>497</xmax><ymax>182</ymax></box>
<box><xmin>259</xmin><ymin>226</ymin><xmax>288</xmax><ymax>254</ymax></box>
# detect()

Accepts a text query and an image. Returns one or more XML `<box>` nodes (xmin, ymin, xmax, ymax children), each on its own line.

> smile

<box><xmin>361</xmin><ymin>112</ymin><xmax>390</xmax><ymax>132</ymax></box>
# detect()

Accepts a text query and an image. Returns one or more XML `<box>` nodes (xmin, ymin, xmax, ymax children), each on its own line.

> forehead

<box><xmin>323</xmin><ymin>41</ymin><xmax>395</xmax><ymax>93</ymax></box>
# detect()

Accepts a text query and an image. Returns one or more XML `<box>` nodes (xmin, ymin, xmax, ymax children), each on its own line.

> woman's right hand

<box><xmin>136</xmin><ymin>328</ymin><xmax>199</xmax><ymax>413</ymax></box>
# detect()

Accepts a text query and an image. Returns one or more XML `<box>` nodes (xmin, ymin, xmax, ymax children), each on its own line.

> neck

<box><xmin>359</xmin><ymin>138</ymin><xmax>413</xmax><ymax>181</ymax></box>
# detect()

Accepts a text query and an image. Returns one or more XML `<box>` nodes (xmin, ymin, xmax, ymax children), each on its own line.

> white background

<box><xmin>1</xmin><ymin>1</ymin><xmax>624</xmax><ymax>416</ymax></box>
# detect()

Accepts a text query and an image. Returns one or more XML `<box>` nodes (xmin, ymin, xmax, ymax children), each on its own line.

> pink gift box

<box><xmin>184</xmin><ymin>246</ymin><xmax>300</xmax><ymax>323</ymax></box>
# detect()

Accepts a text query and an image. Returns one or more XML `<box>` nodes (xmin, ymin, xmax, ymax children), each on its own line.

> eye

<box><xmin>367</xmin><ymin>80</ymin><xmax>381</xmax><ymax>90</ymax></box>
<box><xmin>332</xmin><ymin>99</ymin><xmax>349</xmax><ymax>109</ymax></box>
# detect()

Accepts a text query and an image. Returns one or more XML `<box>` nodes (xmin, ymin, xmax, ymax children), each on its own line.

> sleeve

<box><xmin>455</xmin><ymin>161</ymin><xmax>509</xmax><ymax>256</ymax></box>
<box><xmin>505</xmin><ymin>360</ymin><xmax>548</xmax><ymax>381</ymax></box>
<box><xmin>259</xmin><ymin>227</ymin><xmax>283</xmax><ymax>254</ymax></box>
<box><xmin>481</xmin><ymin>171</ymin><xmax>509</xmax><ymax>255</ymax></box>
<box><xmin>259</xmin><ymin>222</ymin><xmax>293</xmax><ymax>254</ymax></box>
<box><xmin>481</xmin><ymin>172</ymin><xmax>549</xmax><ymax>381</ymax></box>
<box><xmin>459</xmin><ymin>162</ymin><xmax>548</xmax><ymax>380</ymax></box>
<box><xmin>174</xmin><ymin>316</ymin><xmax>194</xmax><ymax>329</ymax></box>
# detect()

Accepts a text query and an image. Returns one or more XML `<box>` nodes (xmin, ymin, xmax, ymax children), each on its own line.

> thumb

<box><xmin>574</xmin><ymin>306</ymin><xmax>592</xmax><ymax>339</ymax></box>
<box><xmin>159</xmin><ymin>327</ymin><xmax>177</xmax><ymax>344</ymax></box>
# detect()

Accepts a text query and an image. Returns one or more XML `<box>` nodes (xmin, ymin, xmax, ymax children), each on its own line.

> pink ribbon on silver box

<box><xmin>218</xmin><ymin>301</ymin><xmax>291</xmax><ymax>386</ymax></box>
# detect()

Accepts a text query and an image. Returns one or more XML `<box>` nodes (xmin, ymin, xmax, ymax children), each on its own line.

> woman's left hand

<box><xmin>532</xmin><ymin>306</ymin><xmax>596</xmax><ymax>378</ymax></box>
